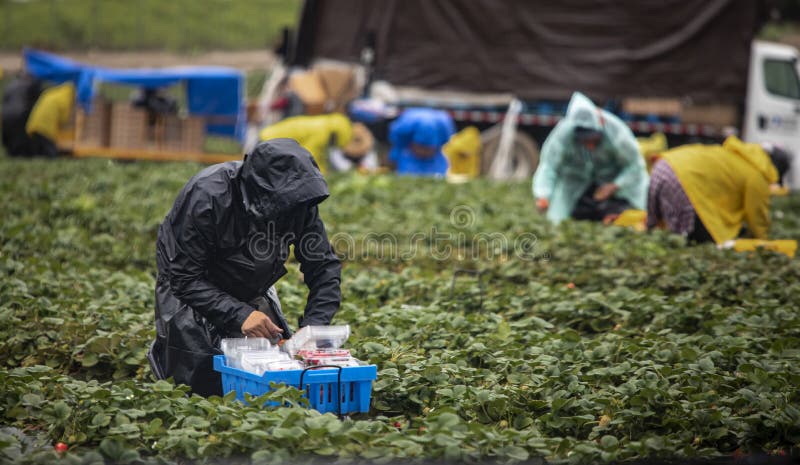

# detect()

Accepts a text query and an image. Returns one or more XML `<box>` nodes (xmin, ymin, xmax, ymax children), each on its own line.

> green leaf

<box><xmin>21</xmin><ymin>394</ymin><xmax>43</xmax><ymax>408</ymax></box>
<box><xmin>697</xmin><ymin>357</ymin><xmax>715</xmax><ymax>372</ymax></box>
<box><xmin>81</xmin><ymin>353</ymin><xmax>99</xmax><ymax>368</ymax></box>
<box><xmin>182</xmin><ymin>416</ymin><xmax>211</xmax><ymax>429</ymax></box>
<box><xmin>645</xmin><ymin>436</ymin><xmax>665</xmax><ymax>451</ymax></box>
<box><xmin>600</xmin><ymin>435</ymin><xmax>619</xmax><ymax>449</ymax></box>
<box><xmin>499</xmin><ymin>445</ymin><xmax>529</xmax><ymax>461</ymax></box>
<box><xmin>91</xmin><ymin>413</ymin><xmax>111</xmax><ymax>428</ymax></box>
<box><xmin>152</xmin><ymin>380</ymin><xmax>174</xmax><ymax>392</ymax></box>
<box><xmin>52</xmin><ymin>401</ymin><xmax>71</xmax><ymax>420</ymax></box>
<box><xmin>271</xmin><ymin>426</ymin><xmax>305</xmax><ymax>439</ymax></box>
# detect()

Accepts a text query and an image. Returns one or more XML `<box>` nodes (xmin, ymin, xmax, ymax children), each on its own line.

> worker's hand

<box><xmin>241</xmin><ymin>310</ymin><xmax>283</xmax><ymax>339</ymax></box>
<box><xmin>593</xmin><ymin>183</ymin><xmax>618</xmax><ymax>202</ymax></box>
<box><xmin>536</xmin><ymin>198</ymin><xmax>549</xmax><ymax>213</ymax></box>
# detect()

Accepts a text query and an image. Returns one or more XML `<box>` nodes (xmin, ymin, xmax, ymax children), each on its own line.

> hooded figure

<box><xmin>259</xmin><ymin>113</ymin><xmax>353</xmax><ymax>175</ymax></box>
<box><xmin>532</xmin><ymin>92</ymin><xmax>648</xmax><ymax>223</ymax></box>
<box><xmin>443</xmin><ymin>126</ymin><xmax>482</xmax><ymax>180</ymax></box>
<box><xmin>389</xmin><ymin>108</ymin><xmax>455</xmax><ymax>177</ymax></box>
<box><xmin>149</xmin><ymin>139</ymin><xmax>342</xmax><ymax>397</ymax></box>
<box><xmin>648</xmin><ymin>136</ymin><xmax>780</xmax><ymax>243</ymax></box>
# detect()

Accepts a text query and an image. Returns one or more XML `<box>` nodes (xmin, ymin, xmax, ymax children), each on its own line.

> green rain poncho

<box><xmin>532</xmin><ymin>92</ymin><xmax>649</xmax><ymax>223</ymax></box>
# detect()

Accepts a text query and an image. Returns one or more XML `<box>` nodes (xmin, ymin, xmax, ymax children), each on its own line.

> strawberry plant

<box><xmin>1</xmin><ymin>157</ymin><xmax>799</xmax><ymax>463</ymax></box>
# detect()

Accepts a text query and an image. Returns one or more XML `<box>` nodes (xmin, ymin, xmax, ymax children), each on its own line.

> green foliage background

<box><xmin>1</xmin><ymin>157</ymin><xmax>799</xmax><ymax>463</ymax></box>
<box><xmin>0</xmin><ymin>0</ymin><xmax>302</xmax><ymax>52</ymax></box>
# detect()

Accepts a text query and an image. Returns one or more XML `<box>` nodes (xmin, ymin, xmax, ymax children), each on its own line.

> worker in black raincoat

<box><xmin>1</xmin><ymin>73</ymin><xmax>43</xmax><ymax>156</ymax></box>
<box><xmin>148</xmin><ymin>139</ymin><xmax>342</xmax><ymax>397</ymax></box>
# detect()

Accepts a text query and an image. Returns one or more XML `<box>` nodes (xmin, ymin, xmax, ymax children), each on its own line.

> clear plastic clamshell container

<box><xmin>297</xmin><ymin>349</ymin><xmax>352</xmax><ymax>359</ymax></box>
<box><xmin>265</xmin><ymin>360</ymin><xmax>305</xmax><ymax>371</ymax></box>
<box><xmin>239</xmin><ymin>351</ymin><xmax>290</xmax><ymax>375</ymax></box>
<box><xmin>303</xmin><ymin>356</ymin><xmax>360</xmax><ymax>367</ymax></box>
<box><xmin>282</xmin><ymin>325</ymin><xmax>351</xmax><ymax>356</ymax></box>
<box><xmin>222</xmin><ymin>338</ymin><xmax>287</xmax><ymax>374</ymax></box>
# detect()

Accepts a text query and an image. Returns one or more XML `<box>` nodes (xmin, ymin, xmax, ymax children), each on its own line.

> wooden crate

<box><xmin>109</xmin><ymin>104</ymin><xmax>150</xmax><ymax>150</ymax></box>
<box><xmin>680</xmin><ymin>103</ymin><xmax>738</xmax><ymax>127</ymax></box>
<box><xmin>75</xmin><ymin>100</ymin><xmax>111</xmax><ymax>148</ymax></box>
<box><xmin>621</xmin><ymin>98</ymin><xmax>682</xmax><ymax>116</ymax></box>
<box><xmin>160</xmin><ymin>115</ymin><xmax>206</xmax><ymax>153</ymax></box>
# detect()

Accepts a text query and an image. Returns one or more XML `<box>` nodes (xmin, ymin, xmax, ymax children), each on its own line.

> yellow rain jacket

<box><xmin>443</xmin><ymin>126</ymin><xmax>481</xmax><ymax>179</ymax></box>
<box><xmin>25</xmin><ymin>82</ymin><xmax>75</xmax><ymax>141</ymax></box>
<box><xmin>637</xmin><ymin>132</ymin><xmax>667</xmax><ymax>172</ymax></box>
<box><xmin>259</xmin><ymin>113</ymin><xmax>353</xmax><ymax>175</ymax></box>
<box><xmin>663</xmin><ymin>136</ymin><xmax>778</xmax><ymax>243</ymax></box>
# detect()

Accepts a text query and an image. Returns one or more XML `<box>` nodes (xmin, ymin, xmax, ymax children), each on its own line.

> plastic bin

<box><xmin>213</xmin><ymin>355</ymin><xmax>377</xmax><ymax>415</ymax></box>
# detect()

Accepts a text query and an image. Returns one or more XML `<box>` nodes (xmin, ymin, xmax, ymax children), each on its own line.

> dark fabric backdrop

<box><xmin>293</xmin><ymin>0</ymin><xmax>763</xmax><ymax>104</ymax></box>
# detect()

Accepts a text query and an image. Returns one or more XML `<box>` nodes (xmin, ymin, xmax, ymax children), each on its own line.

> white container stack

<box><xmin>221</xmin><ymin>325</ymin><xmax>361</xmax><ymax>376</ymax></box>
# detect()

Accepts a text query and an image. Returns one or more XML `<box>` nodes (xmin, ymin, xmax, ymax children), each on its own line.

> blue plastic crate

<box><xmin>212</xmin><ymin>355</ymin><xmax>377</xmax><ymax>415</ymax></box>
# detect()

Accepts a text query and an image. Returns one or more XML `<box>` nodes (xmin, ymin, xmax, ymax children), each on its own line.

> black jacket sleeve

<box><xmin>166</xmin><ymin>190</ymin><xmax>253</xmax><ymax>334</ymax></box>
<box><xmin>293</xmin><ymin>205</ymin><xmax>342</xmax><ymax>326</ymax></box>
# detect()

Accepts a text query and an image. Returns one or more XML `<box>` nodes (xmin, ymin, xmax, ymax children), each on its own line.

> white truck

<box><xmin>744</xmin><ymin>40</ymin><xmax>800</xmax><ymax>187</ymax></box>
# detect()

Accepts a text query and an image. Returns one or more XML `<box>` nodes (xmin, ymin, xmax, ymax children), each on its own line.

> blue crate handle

<box><xmin>299</xmin><ymin>365</ymin><xmax>344</xmax><ymax>417</ymax></box>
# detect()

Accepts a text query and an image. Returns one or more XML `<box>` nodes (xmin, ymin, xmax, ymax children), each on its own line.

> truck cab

<box><xmin>744</xmin><ymin>41</ymin><xmax>800</xmax><ymax>188</ymax></box>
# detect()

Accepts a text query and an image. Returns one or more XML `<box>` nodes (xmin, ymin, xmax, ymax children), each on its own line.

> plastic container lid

<box><xmin>283</xmin><ymin>325</ymin><xmax>351</xmax><ymax>355</ymax></box>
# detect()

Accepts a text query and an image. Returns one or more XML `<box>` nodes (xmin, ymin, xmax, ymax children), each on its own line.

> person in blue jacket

<box><xmin>532</xmin><ymin>92</ymin><xmax>649</xmax><ymax>224</ymax></box>
<box><xmin>388</xmin><ymin>108</ymin><xmax>455</xmax><ymax>177</ymax></box>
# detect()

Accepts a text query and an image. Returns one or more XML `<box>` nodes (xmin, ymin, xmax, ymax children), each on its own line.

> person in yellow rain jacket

<box><xmin>25</xmin><ymin>82</ymin><xmax>75</xmax><ymax>158</ymax></box>
<box><xmin>259</xmin><ymin>113</ymin><xmax>353</xmax><ymax>175</ymax></box>
<box><xmin>443</xmin><ymin>126</ymin><xmax>481</xmax><ymax>181</ymax></box>
<box><xmin>647</xmin><ymin>136</ymin><xmax>788</xmax><ymax>243</ymax></box>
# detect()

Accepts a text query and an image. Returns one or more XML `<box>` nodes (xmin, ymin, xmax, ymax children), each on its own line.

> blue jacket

<box><xmin>389</xmin><ymin>108</ymin><xmax>455</xmax><ymax>177</ymax></box>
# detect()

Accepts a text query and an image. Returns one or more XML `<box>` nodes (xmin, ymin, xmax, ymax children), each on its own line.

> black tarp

<box><xmin>292</xmin><ymin>0</ymin><xmax>766</xmax><ymax>104</ymax></box>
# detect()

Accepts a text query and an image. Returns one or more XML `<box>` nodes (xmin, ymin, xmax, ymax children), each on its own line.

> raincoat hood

<box><xmin>239</xmin><ymin>138</ymin><xmax>329</xmax><ymax>219</ymax></box>
<box><xmin>393</xmin><ymin>108</ymin><xmax>453</xmax><ymax>148</ymax></box>
<box><xmin>723</xmin><ymin>136</ymin><xmax>779</xmax><ymax>184</ymax></box>
<box><xmin>565</xmin><ymin>92</ymin><xmax>603</xmax><ymax>132</ymax></box>
<box><xmin>532</xmin><ymin>92</ymin><xmax>649</xmax><ymax>223</ymax></box>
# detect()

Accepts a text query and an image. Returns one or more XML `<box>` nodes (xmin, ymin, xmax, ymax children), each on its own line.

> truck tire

<box><xmin>480</xmin><ymin>125</ymin><xmax>540</xmax><ymax>181</ymax></box>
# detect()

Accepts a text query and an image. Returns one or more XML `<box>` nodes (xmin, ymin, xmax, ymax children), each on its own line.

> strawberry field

<box><xmin>1</xmin><ymin>157</ymin><xmax>799</xmax><ymax>464</ymax></box>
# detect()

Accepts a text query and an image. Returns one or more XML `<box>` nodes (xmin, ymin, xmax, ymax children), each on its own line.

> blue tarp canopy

<box><xmin>23</xmin><ymin>49</ymin><xmax>245</xmax><ymax>140</ymax></box>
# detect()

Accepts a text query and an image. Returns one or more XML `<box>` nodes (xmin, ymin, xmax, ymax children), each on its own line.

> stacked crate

<box><xmin>160</xmin><ymin>115</ymin><xmax>206</xmax><ymax>153</ymax></box>
<box><xmin>109</xmin><ymin>104</ymin><xmax>150</xmax><ymax>150</ymax></box>
<box><xmin>74</xmin><ymin>101</ymin><xmax>111</xmax><ymax>148</ymax></box>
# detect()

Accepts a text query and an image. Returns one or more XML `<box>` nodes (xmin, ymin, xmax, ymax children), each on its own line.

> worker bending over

<box><xmin>532</xmin><ymin>92</ymin><xmax>648</xmax><ymax>223</ymax></box>
<box><xmin>328</xmin><ymin>122</ymin><xmax>379</xmax><ymax>173</ymax></box>
<box><xmin>259</xmin><ymin>113</ymin><xmax>355</xmax><ymax>175</ymax></box>
<box><xmin>388</xmin><ymin>108</ymin><xmax>455</xmax><ymax>177</ymax></box>
<box><xmin>647</xmin><ymin>136</ymin><xmax>789</xmax><ymax>243</ymax></box>
<box><xmin>1</xmin><ymin>73</ymin><xmax>43</xmax><ymax>157</ymax></box>
<box><xmin>25</xmin><ymin>81</ymin><xmax>75</xmax><ymax>157</ymax></box>
<box><xmin>149</xmin><ymin>140</ymin><xmax>342</xmax><ymax>396</ymax></box>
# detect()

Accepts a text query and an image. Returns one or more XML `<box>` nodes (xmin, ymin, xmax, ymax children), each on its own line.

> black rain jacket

<box><xmin>149</xmin><ymin>139</ymin><xmax>342</xmax><ymax>396</ymax></box>
<box><xmin>1</xmin><ymin>75</ymin><xmax>42</xmax><ymax>156</ymax></box>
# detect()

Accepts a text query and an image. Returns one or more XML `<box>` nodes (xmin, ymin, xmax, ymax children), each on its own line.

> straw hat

<box><xmin>343</xmin><ymin>123</ymin><xmax>374</xmax><ymax>158</ymax></box>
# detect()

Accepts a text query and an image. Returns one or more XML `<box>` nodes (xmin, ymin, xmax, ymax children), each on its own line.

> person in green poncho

<box><xmin>532</xmin><ymin>92</ymin><xmax>649</xmax><ymax>224</ymax></box>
